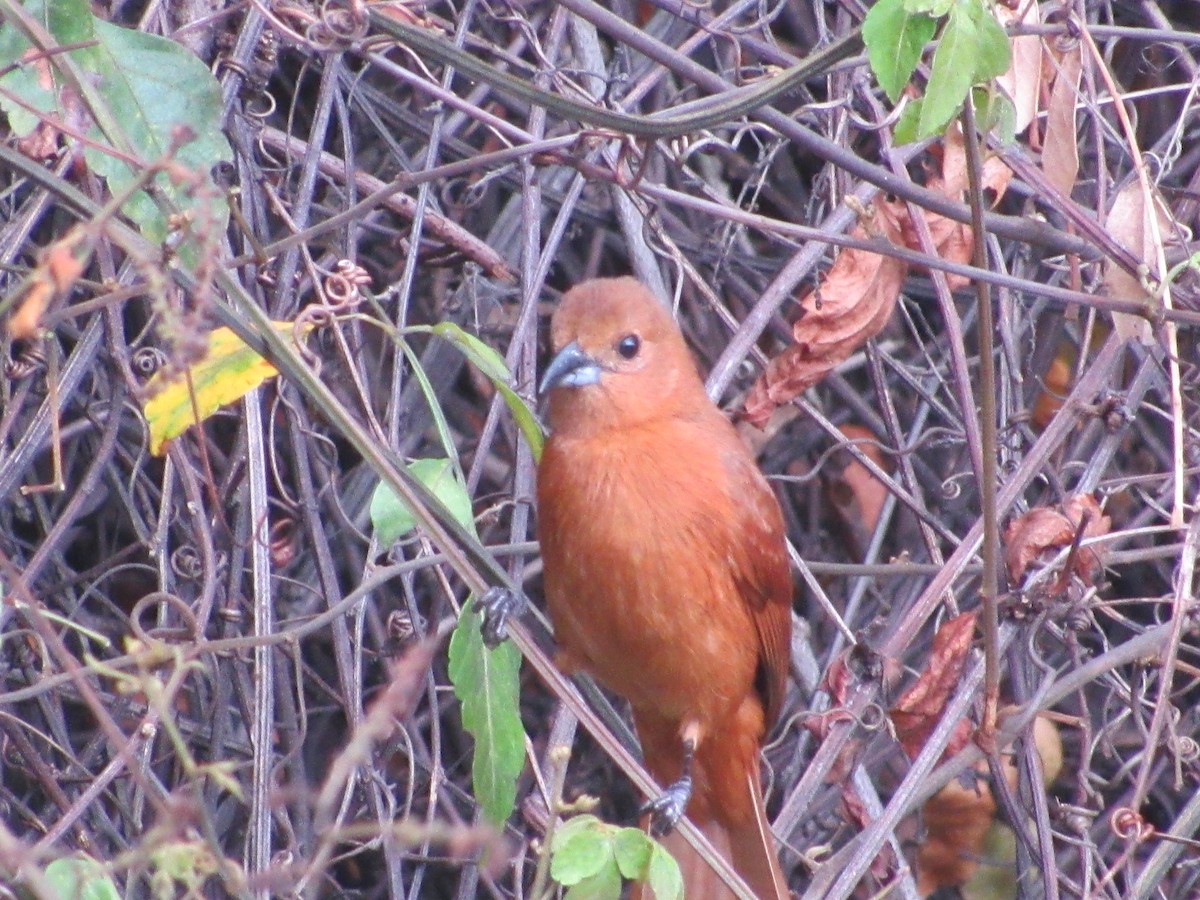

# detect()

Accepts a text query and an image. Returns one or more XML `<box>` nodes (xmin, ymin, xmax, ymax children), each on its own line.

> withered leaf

<box><xmin>743</xmin><ymin>125</ymin><xmax>1013</xmax><ymax>427</ymax></box>
<box><xmin>918</xmin><ymin>715</ymin><xmax>1062</xmax><ymax>894</ymax></box>
<box><xmin>824</xmin><ymin>424</ymin><xmax>892</xmax><ymax>559</ymax></box>
<box><xmin>841</xmin><ymin>786</ymin><xmax>897</xmax><ymax>881</ymax></box>
<box><xmin>889</xmin><ymin>611</ymin><xmax>978</xmax><ymax>761</ymax></box>
<box><xmin>7</xmin><ymin>241</ymin><xmax>86</xmax><ymax>341</ymax></box>
<box><xmin>917</xmin><ymin>765</ymin><xmax>997</xmax><ymax>895</ymax></box>
<box><xmin>804</xmin><ymin>650</ymin><xmax>859</xmax><ymax>749</ymax></box>
<box><xmin>743</xmin><ymin>204</ymin><xmax>907</xmax><ymax>427</ymax></box>
<box><xmin>1103</xmin><ymin>180</ymin><xmax>1174</xmax><ymax>344</ymax></box>
<box><xmin>894</xmin><ymin>125</ymin><xmax>1013</xmax><ymax>289</ymax></box>
<box><xmin>1004</xmin><ymin>493</ymin><xmax>1111</xmax><ymax>584</ymax></box>
<box><xmin>1042</xmin><ymin>38</ymin><xmax>1082</xmax><ymax>199</ymax></box>
<box><xmin>995</xmin><ymin>1</ymin><xmax>1044</xmax><ymax>135</ymax></box>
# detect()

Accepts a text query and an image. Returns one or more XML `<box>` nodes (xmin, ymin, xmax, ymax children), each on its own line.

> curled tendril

<box><xmin>941</xmin><ymin>476</ymin><xmax>964</xmax><ymax>500</ymax></box>
<box><xmin>132</xmin><ymin>347</ymin><xmax>168</xmax><ymax>377</ymax></box>
<box><xmin>296</xmin><ymin>306</ymin><xmax>335</xmax><ymax>333</ymax></box>
<box><xmin>130</xmin><ymin>591</ymin><xmax>201</xmax><ymax>645</ymax></box>
<box><xmin>268</xmin><ymin>516</ymin><xmax>298</xmax><ymax>568</ymax></box>
<box><xmin>1172</xmin><ymin>734</ymin><xmax>1200</xmax><ymax>763</ymax></box>
<box><xmin>1110</xmin><ymin>807</ymin><xmax>1155</xmax><ymax>842</ymax></box>
<box><xmin>217</xmin><ymin>601</ymin><xmax>244</xmax><ymax>624</ymax></box>
<box><xmin>321</xmin><ymin>0</ymin><xmax>368</xmax><ymax>41</ymax></box>
<box><xmin>170</xmin><ymin>545</ymin><xmax>204</xmax><ymax>580</ymax></box>
<box><xmin>323</xmin><ymin>260</ymin><xmax>372</xmax><ymax>308</ymax></box>
<box><xmin>244</xmin><ymin>90</ymin><xmax>277</xmax><ymax>121</ymax></box>
<box><xmin>5</xmin><ymin>343</ymin><xmax>47</xmax><ymax>380</ymax></box>
<box><xmin>858</xmin><ymin>702</ymin><xmax>889</xmax><ymax>732</ymax></box>
<box><xmin>388</xmin><ymin>610</ymin><xmax>417</xmax><ymax>644</ymax></box>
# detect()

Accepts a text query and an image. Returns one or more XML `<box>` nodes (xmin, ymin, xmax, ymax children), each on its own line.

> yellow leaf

<box><xmin>143</xmin><ymin>322</ymin><xmax>306</xmax><ymax>456</ymax></box>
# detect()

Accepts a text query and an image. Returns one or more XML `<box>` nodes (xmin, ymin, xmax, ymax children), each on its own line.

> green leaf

<box><xmin>564</xmin><ymin>862</ymin><xmax>623</xmax><ymax>900</ymax></box>
<box><xmin>553</xmin><ymin>813</ymin><xmax>604</xmax><ymax>847</ymax></box>
<box><xmin>394</xmin><ymin>337</ymin><xmax>464</xmax><ymax>472</ymax></box>
<box><xmin>142</xmin><ymin>322</ymin><xmax>309</xmax><ymax>455</ymax></box>
<box><xmin>428</xmin><ymin>322</ymin><xmax>545</xmax><ymax>461</ymax></box>
<box><xmin>551</xmin><ymin>819</ymin><xmax>612</xmax><ymax>884</ymax></box>
<box><xmin>905</xmin><ymin>0</ymin><xmax>954</xmax><ymax>14</ymax></box>
<box><xmin>431</xmin><ymin>322</ymin><xmax>511</xmax><ymax>382</ymax></box>
<box><xmin>972</xmin><ymin>87</ymin><xmax>1015</xmax><ymax>145</ymax></box>
<box><xmin>917</xmin><ymin>1</ymin><xmax>978</xmax><ymax>138</ymax></box>
<box><xmin>0</xmin><ymin>0</ymin><xmax>93</xmax><ymax>137</ymax></box>
<box><xmin>646</xmin><ymin>844</ymin><xmax>685</xmax><ymax>900</ymax></box>
<box><xmin>448</xmin><ymin>605</ymin><xmax>525</xmax><ymax>826</ymax></box>
<box><xmin>863</xmin><ymin>0</ymin><xmax>937</xmax><ymax>103</ymax></box>
<box><xmin>893</xmin><ymin>98</ymin><xmax>924</xmax><ymax>145</ymax></box>
<box><xmin>612</xmin><ymin>827</ymin><xmax>654</xmax><ymax>879</ymax></box>
<box><xmin>370</xmin><ymin>458</ymin><xmax>475</xmax><ymax>547</ymax></box>
<box><xmin>496</xmin><ymin>381</ymin><xmax>545</xmax><ymax>462</ymax></box>
<box><xmin>366</xmin><ymin>449</ymin><xmax>524</xmax><ymax>829</ymax></box>
<box><xmin>966</xmin><ymin>0</ymin><xmax>1013</xmax><ymax>82</ymax></box>
<box><xmin>85</xmin><ymin>19</ymin><xmax>231</xmax><ymax>253</ymax></box>
<box><xmin>148</xmin><ymin>840</ymin><xmax>221</xmax><ymax>893</ymax></box>
<box><xmin>0</xmin><ymin>0</ymin><xmax>232</xmax><ymax>261</ymax></box>
<box><xmin>44</xmin><ymin>857</ymin><xmax>121</xmax><ymax>900</ymax></box>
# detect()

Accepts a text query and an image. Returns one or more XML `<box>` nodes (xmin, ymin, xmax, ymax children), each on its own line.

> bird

<box><xmin>530</xmin><ymin>276</ymin><xmax>793</xmax><ymax>898</ymax></box>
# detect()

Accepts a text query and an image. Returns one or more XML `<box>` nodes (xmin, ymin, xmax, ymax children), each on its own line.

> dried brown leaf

<box><xmin>1042</xmin><ymin>39</ymin><xmax>1082</xmax><ymax>198</ymax></box>
<box><xmin>1103</xmin><ymin>180</ymin><xmax>1173</xmax><ymax>344</ymax></box>
<box><xmin>917</xmin><ymin>765</ymin><xmax>997</xmax><ymax>895</ymax></box>
<box><xmin>1004</xmin><ymin>493</ymin><xmax>1111</xmax><ymax>584</ymax></box>
<box><xmin>890</xmin><ymin>611</ymin><xmax>978</xmax><ymax>761</ymax></box>
<box><xmin>8</xmin><ymin>242</ymin><xmax>85</xmax><ymax>341</ymax></box>
<box><xmin>824</xmin><ymin>424</ymin><xmax>892</xmax><ymax>557</ymax></box>
<box><xmin>822</xmin><ymin>650</ymin><xmax>855</xmax><ymax>707</ymax></box>
<box><xmin>1030</xmin><ymin>345</ymin><xmax>1073</xmax><ymax>431</ymax></box>
<box><xmin>743</xmin><ymin>205</ymin><xmax>907</xmax><ymax>427</ymax></box>
<box><xmin>995</xmin><ymin>2</ymin><xmax>1044</xmax><ymax>135</ymax></box>
<box><xmin>841</xmin><ymin>786</ymin><xmax>897</xmax><ymax>882</ymax></box>
<box><xmin>917</xmin><ymin>716</ymin><xmax>1063</xmax><ymax>895</ymax></box>
<box><xmin>1004</xmin><ymin>507</ymin><xmax>1075</xmax><ymax>583</ymax></box>
<box><xmin>890</xmin><ymin>126</ymin><xmax>1013</xmax><ymax>290</ymax></box>
<box><xmin>804</xmin><ymin>650</ymin><xmax>860</xmax><ymax>751</ymax></box>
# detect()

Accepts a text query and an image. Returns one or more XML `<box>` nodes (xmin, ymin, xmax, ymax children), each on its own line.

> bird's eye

<box><xmin>616</xmin><ymin>334</ymin><xmax>640</xmax><ymax>359</ymax></box>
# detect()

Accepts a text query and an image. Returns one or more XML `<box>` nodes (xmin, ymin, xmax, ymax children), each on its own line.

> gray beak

<box><xmin>539</xmin><ymin>341</ymin><xmax>602</xmax><ymax>395</ymax></box>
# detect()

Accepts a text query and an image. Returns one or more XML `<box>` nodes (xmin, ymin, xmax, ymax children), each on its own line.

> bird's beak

<box><xmin>539</xmin><ymin>341</ymin><xmax>601</xmax><ymax>395</ymax></box>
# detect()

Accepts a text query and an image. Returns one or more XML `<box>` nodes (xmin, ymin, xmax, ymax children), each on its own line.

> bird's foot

<box><xmin>476</xmin><ymin>587</ymin><xmax>527</xmax><ymax>649</ymax></box>
<box><xmin>641</xmin><ymin>775</ymin><xmax>693</xmax><ymax>836</ymax></box>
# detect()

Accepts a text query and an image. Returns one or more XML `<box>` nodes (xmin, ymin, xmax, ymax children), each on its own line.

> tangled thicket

<box><xmin>1</xmin><ymin>1</ymin><xmax>1199</xmax><ymax>898</ymax></box>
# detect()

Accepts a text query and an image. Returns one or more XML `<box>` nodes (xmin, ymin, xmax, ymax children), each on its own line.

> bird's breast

<box><xmin>536</xmin><ymin>425</ymin><xmax>760</xmax><ymax>722</ymax></box>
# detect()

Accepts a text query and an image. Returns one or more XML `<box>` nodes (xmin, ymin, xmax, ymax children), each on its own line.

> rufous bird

<box><xmin>501</xmin><ymin>277</ymin><xmax>794</xmax><ymax>898</ymax></box>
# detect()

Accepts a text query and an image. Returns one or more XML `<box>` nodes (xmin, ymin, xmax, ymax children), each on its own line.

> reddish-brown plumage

<box><xmin>537</xmin><ymin>277</ymin><xmax>792</xmax><ymax>899</ymax></box>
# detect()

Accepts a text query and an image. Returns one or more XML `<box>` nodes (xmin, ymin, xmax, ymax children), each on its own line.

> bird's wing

<box><xmin>722</xmin><ymin>446</ymin><xmax>793</xmax><ymax>729</ymax></box>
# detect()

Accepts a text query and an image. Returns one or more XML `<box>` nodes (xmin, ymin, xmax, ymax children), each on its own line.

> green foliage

<box><xmin>43</xmin><ymin>857</ymin><xmax>121</xmax><ymax>900</ymax></box>
<box><xmin>0</xmin><ymin>0</ymin><xmax>231</xmax><ymax>256</ymax></box>
<box><xmin>429</xmin><ymin>321</ymin><xmax>545</xmax><ymax>461</ymax></box>
<box><xmin>369</xmin><ymin>457</ymin><xmax>526</xmax><ymax>826</ymax></box>
<box><xmin>864</xmin><ymin>0</ymin><xmax>1012</xmax><ymax>143</ymax></box>
<box><xmin>448</xmin><ymin>606</ymin><xmax>525</xmax><ymax>825</ymax></box>
<box><xmin>971</xmin><ymin>85</ymin><xmax>1016</xmax><ymax>145</ymax></box>
<box><xmin>862</xmin><ymin>0</ymin><xmax>936</xmax><ymax>103</ymax></box>
<box><xmin>370</xmin><ymin>457</ymin><xmax>475</xmax><ymax>548</ymax></box>
<box><xmin>147</xmin><ymin>839</ymin><xmax>222</xmax><ymax>898</ymax></box>
<box><xmin>550</xmin><ymin>815</ymin><xmax>683</xmax><ymax>900</ymax></box>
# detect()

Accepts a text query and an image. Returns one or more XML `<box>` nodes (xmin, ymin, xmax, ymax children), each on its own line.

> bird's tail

<box><xmin>631</xmin><ymin>769</ymin><xmax>787</xmax><ymax>900</ymax></box>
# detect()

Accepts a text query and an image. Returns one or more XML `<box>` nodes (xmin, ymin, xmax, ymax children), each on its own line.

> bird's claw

<box><xmin>476</xmin><ymin>587</ymin><xmax>526</xmax><ymax>649</ymax></box>
<box><xmin>641</xmin><ymin>775</ymin><xmax>693</xmax><ymax>836</ymax></box>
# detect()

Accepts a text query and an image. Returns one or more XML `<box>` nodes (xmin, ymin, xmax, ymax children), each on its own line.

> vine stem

<box><xmin>960</xmin><ymin>95</ymin><xmax>1000</xmax><ymax>748</ymax></box>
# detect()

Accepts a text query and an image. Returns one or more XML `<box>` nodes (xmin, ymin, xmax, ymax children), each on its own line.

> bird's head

<box><xmin>541</xmin><ymin>277</ymin><xmax>709</xmax><ymax>438</ymax></box>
